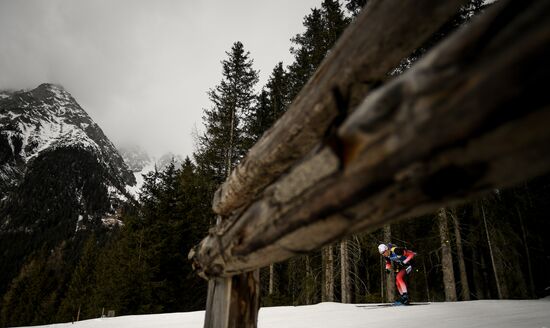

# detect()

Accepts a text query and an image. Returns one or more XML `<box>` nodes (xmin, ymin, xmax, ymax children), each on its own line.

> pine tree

<box><xmin>288</xmin><ymin>8</ymin><xmax>326</xmax><ymax>101</ymax></box>
<box><xmin>1</xmin><ymin>245</ymin><xmax>69</xmax><ymax>327</ymax></box>
<box><xmin>266</xmin><ymin>62</ymin><xmax>291</xmax><ymax>122</ymax></box>
<box><xmin>195</xmin><ymin>41</ymin><xmax>259</xmax><ymax>184</ymax></box>
<box><xmin>321</xmin><ymin>0</ymin><xmax>351</xmax><ymax>50</ymax></box>
<box><xmin>245</xmin><ymin>89</ymin><xmax>271</xmax><ymax>147</ymax></box>
<box><xmin>245</xmin><ymin>62</ymin><xmax>290</xmax><ymax>146</ymax></box>
<box><xmin>287</xmin><ymin>1</ymin><xmax>350</xmax><ymax>101</ymax></box>
<box><xmin>56</xmin><ymin>235</ymin><xmax>99</xmax><ymax>322</ymax></box>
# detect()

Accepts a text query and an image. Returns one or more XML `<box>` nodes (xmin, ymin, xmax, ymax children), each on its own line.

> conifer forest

<box><xmin>1</xmin><ymin>1</ymin><xmax>550</xmax><ymax>327</ymax></box>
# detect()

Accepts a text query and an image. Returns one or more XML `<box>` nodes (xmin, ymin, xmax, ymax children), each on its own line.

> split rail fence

<box><xmin>189</xmin><ymin>0</ymin><xmax>550</xmax><ymax>327</ymax></box>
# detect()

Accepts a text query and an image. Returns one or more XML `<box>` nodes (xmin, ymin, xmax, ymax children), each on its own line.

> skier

<box><xmin>378</xmin><ymin>243</ymin><xmax>416</xmax><ymax>305</ymax></box>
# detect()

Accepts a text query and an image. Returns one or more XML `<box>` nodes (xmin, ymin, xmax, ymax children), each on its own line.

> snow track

<box><xmin>25</xmin><ymin>298</ymin><xmax>550</xmax><ymax>328</ymax></box>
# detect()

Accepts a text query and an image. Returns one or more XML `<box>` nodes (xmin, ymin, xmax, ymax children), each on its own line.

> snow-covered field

<box><xmin>25</xmin><ymin>298</ymin><xmax>550</xmax><ymax>328</ymax></box>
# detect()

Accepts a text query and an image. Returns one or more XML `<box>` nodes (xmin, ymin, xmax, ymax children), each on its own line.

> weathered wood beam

<box><xmin>227</xmin><ymin>270</ymin><xmax>260</xmax><ymax>328</ymax></box>
<box><xmin>204</xmin><ymin>278</ymin><xmax>231</xmax><ymax>328</ymax></box>
<box><xmin>212</xmin><ymin>0</ymin><xmax>469</xmax><ymax>217</ymax></box>
<box><xmin>203</xmin><ymin>270</ymin><xmax>260</xmax><ymax>328</ymax></box>
<box><xmin>190</xmin><ymin>0</ymin><xmax>550</xmax><ymax>278</ymax></box>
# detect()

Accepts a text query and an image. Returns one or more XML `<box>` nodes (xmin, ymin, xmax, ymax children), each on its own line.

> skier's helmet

<box><xmin>378</xmin><ymin>244</ymin><xmax>388</xmax><ymax>254</ymax></box>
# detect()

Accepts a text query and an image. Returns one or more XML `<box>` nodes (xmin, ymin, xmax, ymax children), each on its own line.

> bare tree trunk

<box><xmin>492</xmin><ymin>249</ymin><xmax>510</xmax><ymax>299</ymax></box>
<box><xmin>450</xmin><ymin>209</ymin><xmax>471</xmax><ymax>301</ymax></box>
<box><xmin>480</xmin><ymin>253</ymin><xmax>491</xmax><ymax>298</ymax></box>
<box><xmin>327</xmin><ymin>248</ymin><xmax>334</xmax><ymax>302</ymax></box>
<box><xmin>340</xmin><ymin>239</ymin><xmax>352</xmax><ymax>303</ymax></box>
<box><xmin>481</xmin><ymin>204</ymin><xmax>503</xmax><ymax>299</ymax></box>
<box><xmin>289</xmin><ymin>258</ymin><xmax>296</xmax><ymax>304</ymax></box>
<box><xmin>322</xmin><ymin>246</ymin><xmax>335</xmax><ymax>302</ymax></box>
<box><xmin>364</xmin><ymin>249</ymin><xmax>371</xmax><ymax>299</ymax></box>
<box><xmin>516</xmin><ymin>205</ymin><xmax>536</xmax><ymax>298</ymax></box>
<box><xmin>422</xmin><ymin>259</ymin><xmax>431</xmax><ymax>302</ymax></box>
<box><xmin>365</xmin><ymin>243</ymin><xmax>372</xmax><ymax>300</ymax></box>
<box><xmin>438</xmin><ymin>209</ymin><xmax>457</xmax><ymax>302</ymax></box>
<box><xmin>305</xmin><ymin>256</ymin><xmax>314</xmax><ymax>304</ymax></box>
<box><xmin>491</xmin><ymin>239</ymin><xmax>510</xmax><ymax>299</ymax></box>
<box><xmin>383</xmin><ymin>225</ymin><xmax>395</xmax><ymax>302</ymax></box>
<box><xmin>471</xmin><ymin>203</ymin><xmax>486</xmax><ymax>300</ymax></box>
<box><xmin>471</xmin><ymin>247</ymin><xmax>485</xmax><ymax>300</ymax></box>
<box><xmin>268</xmin><ymin>264</ymin><xmax>274</xmax><ymax>296</ymax></box>
<box><xmin>353</xmin><ymin>239</ymin><xmax>361</xmax><ymax>303</ymax></box>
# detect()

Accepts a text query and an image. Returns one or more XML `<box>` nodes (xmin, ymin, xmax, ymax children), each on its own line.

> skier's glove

<box><xmin>385</xmin><ymin>268</ymin><xmax>391</xmax><ymax>274</ymax></box>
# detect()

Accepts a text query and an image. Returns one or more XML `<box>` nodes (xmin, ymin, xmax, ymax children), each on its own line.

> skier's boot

<box><xmin>393</xmin><ymin>293</ymin><xmax>409</xmax><ymax>306</ymax></box>
<box><xmin>400</xmin><ymin>293</ymin><xmax>410</xmax><ymax>305</ymax></box>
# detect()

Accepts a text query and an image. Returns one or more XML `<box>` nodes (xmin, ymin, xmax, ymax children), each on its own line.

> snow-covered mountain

<box><xmin>0</xmin><ymin>83</ymin><xmax>135</xmax><ymax>197</ymax></box>
<box><xmin>0</xmin><ymin>83</ymin><xmax>138</xmax><ymax>235</ymax></box>
<box><xmin>119</xmin><ymin>145</ymin><xmax>156</xmax><ymax>197</ymax></box>
<box><xmin>119</xmin><ymin>145</ymin><xmax>184</xmax><ymax>197</ymax></box>
<box><xmin>119</xmin><ymin>145</ymin><xmax>184</xmax><ymax>173</ymax></box>
<box><xmin>118</xmin><ymin>144</ymin><xmax>152</xmax><ymax>172</ymax></box>
<box><xmin>0</xmin><ymin>83</ymin><xmax>142</xmax><ymax>305</ymax></box>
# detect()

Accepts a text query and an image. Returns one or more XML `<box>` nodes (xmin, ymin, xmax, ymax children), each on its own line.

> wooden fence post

<box><xmin>228</xmin><ymin>270</ymin><xmax>260</xmax><ymax>328</ymax></box>
<box><xmin>204</xmin><ymin>271</ymin><xmax>260</xmax><ymax>328</ymax></box>
<box><xmin>204</xmin><ymin>278</ymin><xmax>231</xmax><ymax>328</ymax></box>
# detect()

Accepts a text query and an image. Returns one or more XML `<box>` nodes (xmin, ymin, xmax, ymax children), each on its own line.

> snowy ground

<box><xmin>26</xmin><ymin>299</ymin><xmax>550</xmax><ymax>328</ymax></box>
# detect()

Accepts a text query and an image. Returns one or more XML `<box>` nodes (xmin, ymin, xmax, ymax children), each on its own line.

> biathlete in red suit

<box><xmin>378</xmin><ymin>243</ymin><xmax>416</xmax><ymax>305</ymax></box>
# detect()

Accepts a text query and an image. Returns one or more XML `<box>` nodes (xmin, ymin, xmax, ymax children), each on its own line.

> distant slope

<box><xmin>20</xmin><ymin>299</ymin><xmax>550</xmax><ymax>328</ymax></box>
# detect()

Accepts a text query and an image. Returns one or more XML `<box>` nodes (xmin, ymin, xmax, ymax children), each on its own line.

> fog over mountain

<box><xmin>0</xmin><ymin>0</ymin><xmax>321</xmax><ymax>158</ymax></box>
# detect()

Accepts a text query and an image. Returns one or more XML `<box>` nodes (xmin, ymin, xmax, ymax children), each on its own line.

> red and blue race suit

<box><xmin>384</xmin><ymin>244</ymin><xmax>416</xmax><ymax>295</ymax></box>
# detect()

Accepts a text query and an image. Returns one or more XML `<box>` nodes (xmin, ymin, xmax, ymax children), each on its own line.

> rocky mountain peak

<box><xmin>32</xmin><ymin>83</ymin><xmax>69</xmax><ymax>97</ymax></box>
<box><xmin>0</xmin><ymin>83</ymin><xmax>135</xmax><ymax>195</ymax></box>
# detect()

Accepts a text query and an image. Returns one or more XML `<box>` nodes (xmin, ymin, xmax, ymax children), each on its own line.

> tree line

<box><xmin>2</xmin><ymin>0</ymin><xmax>550</xmax><ymax>326</ymax></box>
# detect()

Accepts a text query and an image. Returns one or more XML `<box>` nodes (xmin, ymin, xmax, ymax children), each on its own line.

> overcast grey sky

<box><xmin>0</xmin><ymin>0</ymin><xmax>323</xmax><ymax>157</ymax></box>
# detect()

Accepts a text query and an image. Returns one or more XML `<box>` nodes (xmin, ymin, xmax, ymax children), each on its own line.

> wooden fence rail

<box><xmin>190</xmin><ymin>0</ymin><xmax>550</xmax><ymax>327</ymax></box>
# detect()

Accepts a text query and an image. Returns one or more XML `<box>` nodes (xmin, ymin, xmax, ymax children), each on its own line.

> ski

<box><xmin>356</xmin><ymin>302</ymin><xmax>430</xmax><ymax>308</ymax></box>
